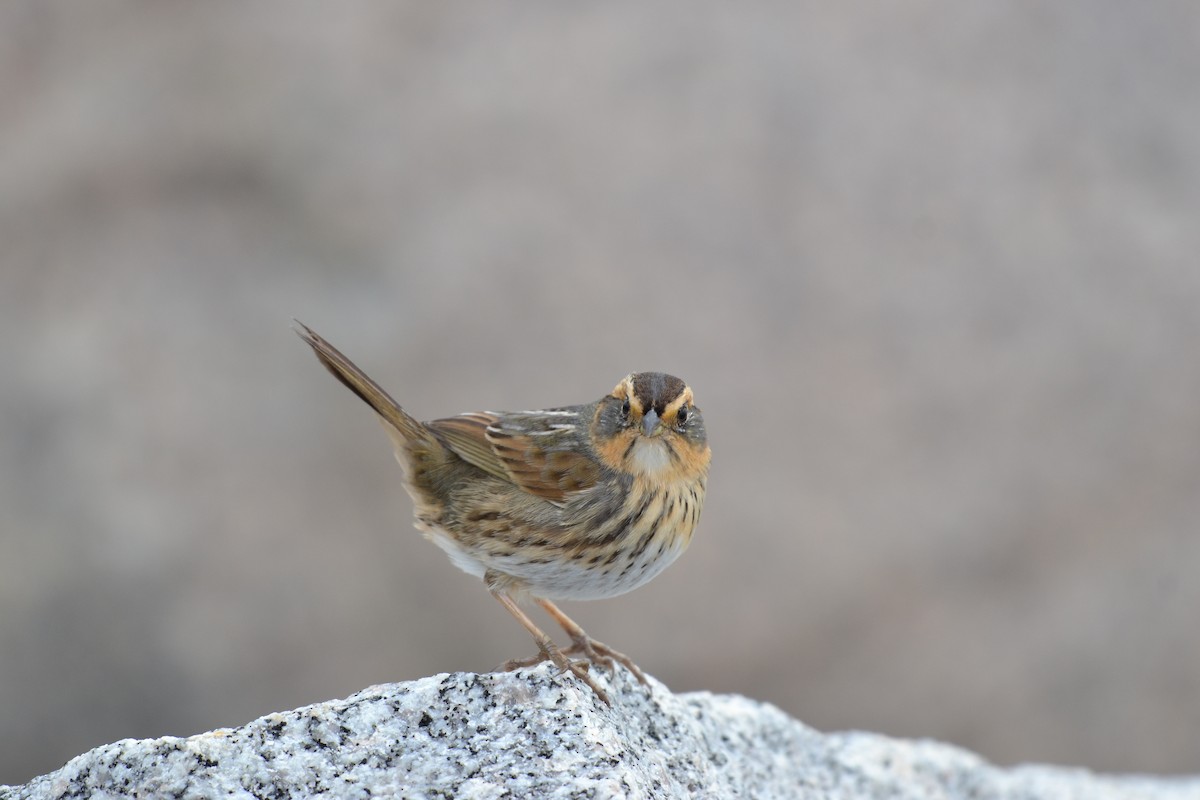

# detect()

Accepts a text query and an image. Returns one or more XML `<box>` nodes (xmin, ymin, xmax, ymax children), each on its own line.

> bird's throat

<box><xmin>628</xmin><ymin>438</ymin><xmax>673</xmax><ymax>476</ymax></box>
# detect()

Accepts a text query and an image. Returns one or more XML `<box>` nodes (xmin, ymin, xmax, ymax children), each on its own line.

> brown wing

<box><xmin>429</xmin><ymin>408</ymin><xmax>601</xmax><ymax>503</ymax></box>
<box><xmin>426</xmin><ymin>412</ymin><xmax>510</xmax><ymax>482</ymax></box>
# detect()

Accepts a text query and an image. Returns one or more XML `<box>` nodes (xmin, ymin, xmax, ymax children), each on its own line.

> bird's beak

<box><xmin>642</xmin><ymin>408</ymin><xmax>660</xmax><ymax>436</ymax></box>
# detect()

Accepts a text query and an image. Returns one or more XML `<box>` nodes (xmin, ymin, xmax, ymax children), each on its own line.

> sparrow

<box><xmin>295</xmin><ymin>322</ymin><xmax>710</xmax><ymax>704</ymax></box>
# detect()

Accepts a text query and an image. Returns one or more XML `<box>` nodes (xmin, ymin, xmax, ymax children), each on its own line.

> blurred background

<box><xmin>2</xmin><ymin>1</ymin><xmax>1199</xmax><ymax>784</ymax></box>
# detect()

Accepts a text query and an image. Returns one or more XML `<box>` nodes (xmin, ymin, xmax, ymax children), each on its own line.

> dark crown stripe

<box><xmin>631</xmin><ymin>372</ymin><xmax>687</xmax><ymax>413</ymax></box>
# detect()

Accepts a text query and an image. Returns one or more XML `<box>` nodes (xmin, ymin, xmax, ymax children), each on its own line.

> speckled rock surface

<box><xmin>4</xmin><ymin>665</ymin><xmax>1199</xmax><ymax>799</ymax></box>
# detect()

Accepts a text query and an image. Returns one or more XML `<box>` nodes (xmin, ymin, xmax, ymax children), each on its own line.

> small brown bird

<box><xmin>295</xmin><ymin>323</ymin><xmax>710</xmax><ymax>704</ymax></box>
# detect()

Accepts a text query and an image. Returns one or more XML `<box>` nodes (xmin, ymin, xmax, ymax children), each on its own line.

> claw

<box><xmin>488</xmin><ymin>588</ymin><xmax>628</xmax><ymax>705</ymax></box>
<box><xmin>563</xmin><ymin>635</ymin><xmax>648</xmax><ymax>685</ymax></box>
<box><xmin>502</xmin><ymin>653</ymin><xmax>547</xmax><ymax>671</ymax></box>
<box><xmin>533</xmin><ymin>597</ymin><xmax>650</xmax><ymax>686</ymax></box>
<box><xmin>501</xmin><ymin>640</ymin><xmax>609</xmax><ymax>704</ymax></box>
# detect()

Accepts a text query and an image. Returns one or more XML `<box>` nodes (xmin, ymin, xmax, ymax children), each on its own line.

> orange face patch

<box><xmin>593</xmin><ymin>425</ymin><xmax>710</xmax><ymax>482</ymax></box>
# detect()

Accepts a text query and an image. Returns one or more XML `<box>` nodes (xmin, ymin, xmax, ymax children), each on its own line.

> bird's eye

<box><xmin>621</xmin><ymin>398</ymin><xmax>631</xmax><ymax>417</ymax></box>
<box><xmin>676</xmin><ymin>406</ymin><xmax>689</xmax><ymax>425</ymax></box>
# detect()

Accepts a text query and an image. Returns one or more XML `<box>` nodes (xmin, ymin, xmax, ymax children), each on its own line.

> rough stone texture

<box><xmin>4</xmin><ymin>668</ymin><xmax>1198</xmax><ymax>800</ymax></box>
<box><xmin>4</xmin><ymin>1</ymin><xmax>1200</xmax><ymax>782</ymax></box>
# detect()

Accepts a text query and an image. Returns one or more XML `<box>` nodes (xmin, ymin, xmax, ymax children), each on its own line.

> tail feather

<box><xmin>294</xmin><ymin>321</ymin><xmax>436</xmax><ymax>450</ymax></box>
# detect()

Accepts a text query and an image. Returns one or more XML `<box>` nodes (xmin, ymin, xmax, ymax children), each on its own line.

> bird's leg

<box><xmin>535</xmin><ymin>598</ymin><xmax>648</xmax><ymax>685</ymax></box>
<box><xmin>489</xmin><ymin>589</ymin><xmax>611</xmax><ymax>705</ymax></box>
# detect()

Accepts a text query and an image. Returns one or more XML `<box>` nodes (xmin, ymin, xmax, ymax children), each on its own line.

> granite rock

<box><xmin>4</xmin><ymin>665</ymin><xmax>1199</xmax><ymax>799</ymax></box>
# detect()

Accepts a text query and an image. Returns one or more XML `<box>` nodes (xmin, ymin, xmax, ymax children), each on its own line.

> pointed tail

<box><xmin>294</xmin><ymin>321</ymin><xmax>437</xmax><ymax>450</ymax></box>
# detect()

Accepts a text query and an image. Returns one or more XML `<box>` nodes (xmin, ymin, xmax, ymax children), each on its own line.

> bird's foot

<box><xmin>503</xmin><ymin>636</ymin><xmax>610</xmax><ymax>705</ymax></box>
<box><xmin>562</xmin><ymin>634</ymin><xmax>648</xmax><ymax>685</ymax></box>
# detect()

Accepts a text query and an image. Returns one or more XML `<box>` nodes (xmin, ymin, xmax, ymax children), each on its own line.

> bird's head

<box><xmin>592</xmin><ymin>372</ymin><xmax>710</xmax><ymax>480</ymax></box>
